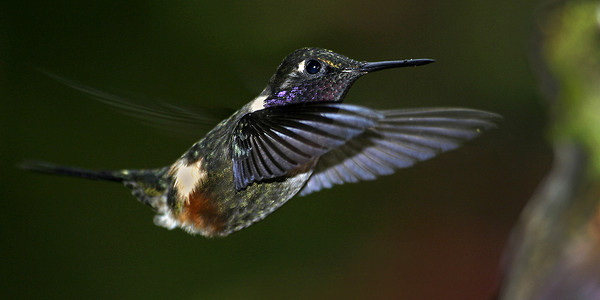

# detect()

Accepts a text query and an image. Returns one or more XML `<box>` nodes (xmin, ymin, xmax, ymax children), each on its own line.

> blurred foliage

<box><xmin>544</xmin><ymin>0</ymin><xmax>600</xmax><ymax>176</ymax></box>
<box><xmin>500</xmin><ymin>1</ymin><xmax>600</xmax><ymax>299</ymax></box>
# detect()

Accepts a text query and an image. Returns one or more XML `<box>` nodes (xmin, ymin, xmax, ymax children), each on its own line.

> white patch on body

<box><xmin>249</xmin><ymin>95</ymin><xmax>267</xmax><ymax>112</ymax></box>
<box><xmin>154</xmin><ymin>213</ymin><xmax>179</xmax><ymax>230</ymax></box>
<box><xmin>154</xmin><ymin>158</ymin><xmax>208</xmax><ymax>232</ymax></box>
<box><xmin>170</xmin><ymin>158</ymin><xmax>208</xmax><ymax>202</ymax></box>
<box><xmin>151</xmin><ymin>193</ymin><xmax>179</xmax><ymax>230</ymax></box>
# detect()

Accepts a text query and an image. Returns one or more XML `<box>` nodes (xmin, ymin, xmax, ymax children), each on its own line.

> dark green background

<box><xmin>3</xmin><ymin>1</ymin><xmax>549</xmax><ymax>299</ymax></box>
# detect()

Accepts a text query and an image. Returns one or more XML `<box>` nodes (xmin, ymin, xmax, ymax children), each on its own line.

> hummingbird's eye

<box><xmin>305</xmin><ymin>60</ymin><xmax>322</xmax><ymax>75</ymax></box>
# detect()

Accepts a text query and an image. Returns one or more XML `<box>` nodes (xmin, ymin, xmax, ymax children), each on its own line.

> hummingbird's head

<box><xmin>261</xmin><ymin>48</ymin><xmax>434</xmax><ymax>107</ymax></box>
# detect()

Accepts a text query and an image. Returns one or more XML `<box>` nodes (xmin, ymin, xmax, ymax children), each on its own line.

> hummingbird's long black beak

<box><xmin>358</xmin><ymin>59</ymin><xmax>435</xmax><ymax>73</ymax></box>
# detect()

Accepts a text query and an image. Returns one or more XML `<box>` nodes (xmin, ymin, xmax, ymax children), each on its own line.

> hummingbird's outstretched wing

<box><xmin>40</xmin><ymin>71</ymin><xmax>232</xmax><ymax>138</ymax></box>
<box><xmin>299</xmin><ymin>108</ymin><xmax>500</xmax><ymax>196</ymax></box>
<box><xmin>231</xmin><ymin>103</ymin><xmax>383</xmax><ymax>191</ymax></box>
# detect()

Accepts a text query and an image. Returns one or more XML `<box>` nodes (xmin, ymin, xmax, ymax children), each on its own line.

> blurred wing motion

<box><xmin>40</xmin><ymin>70</ymin><xmax>232</xmax><ymax>138</ymax></box>
<box><xmin>232</xmin><ymin>103</ymin><xmax>499</xmax><ymax>192</ymax></box>
<box><xmin>299</xmin><ymin>107</ymin><xmax>500</xmax><ymax>195</ymax></box>
<box><xmin>232</xmin><ymin>103</ymin><xmax>383</xmax><ymax>191</ymax></box>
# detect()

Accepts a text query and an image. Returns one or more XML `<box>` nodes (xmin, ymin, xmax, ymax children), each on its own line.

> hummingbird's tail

<box><xmin>21</xmin><ymin>160</ymin><xmax>171</xmax><ymax>210</ymax></box>
<box><xmin>19</xmin><ymin>160</ymin><xmax>127</xmax><ymax>182</ymax></box>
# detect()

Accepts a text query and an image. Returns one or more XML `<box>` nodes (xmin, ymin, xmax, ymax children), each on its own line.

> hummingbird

<box><xmin>22</xmin><ymin>48</ymin><xmax>499</xmax><ymax>237</ymax></box>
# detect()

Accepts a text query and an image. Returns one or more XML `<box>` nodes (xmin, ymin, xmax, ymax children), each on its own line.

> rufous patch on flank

<box><xmin>179</xmin><ymin>188</ymin><xmax>225</xmax><ymax>236</ymax></box>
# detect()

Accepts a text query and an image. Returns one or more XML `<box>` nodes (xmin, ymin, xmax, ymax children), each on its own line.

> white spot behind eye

<box><xmin>297</xmin><ymin>60</ymin><xmax>306</xmax><ymax>73</ymax></box>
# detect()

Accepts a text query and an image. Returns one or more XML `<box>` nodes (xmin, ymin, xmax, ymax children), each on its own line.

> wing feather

<box><xmin>299</xmin><ymin>108</ymin><xmax>500</xmax><ymax>196</ymax></box>
<box><xmin>231</xmin><ymin>103</ymin><xmax>383</xmax><ymax>191</ymax></box>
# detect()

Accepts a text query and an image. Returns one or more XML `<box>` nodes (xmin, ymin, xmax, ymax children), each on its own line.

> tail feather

<box><xmin>19</xmin><ymin>161</ymin><xmax>126</xmax><ymax>183</ymax></box>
